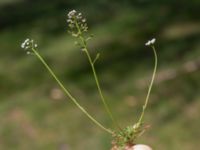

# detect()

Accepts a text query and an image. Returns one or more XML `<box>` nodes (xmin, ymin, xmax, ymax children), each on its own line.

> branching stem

<box><xmin>31</xmin><ymin>48</ymin><xmax>113</xmax><ymax>134</ymax></box>
<box><xmin>74</xmin><ymin>21</ymin><xmax>121</xmax><ymax>130</ymax></box>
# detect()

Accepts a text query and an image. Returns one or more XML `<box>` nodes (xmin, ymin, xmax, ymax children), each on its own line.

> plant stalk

<box><xmin>31</xmin><ymin>48</ymin><xmax>113</xmax><ymax>134</ymax></box>
<box><xmin>75</xmin><ymin>21</ymin><xmax>121</xmax><ymax>130</ymax></box>
<box><xmin>137</xmin><ymin>46</ymin><xmax>158</xmax><ymax>125</ymax></box>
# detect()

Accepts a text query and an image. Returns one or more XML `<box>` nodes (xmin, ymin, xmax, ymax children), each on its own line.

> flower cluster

<box><xmin>145</xmin><ymin>38</ymin><xmax>156</xmax><ymax>46</ymax></box>
<box><xmin>67</xmin><ymin>10</ymin><xmax>88</xmax><ymax>37</ymax></box>
<box><xmin>21</xmin><ymin>38</ymin><xmax>37</xmax><ymax>54</ymax></box>
<box><xmin>21</xmin><ymin>38</ymin><xmax>37</xmax><ymax>49</ymax></box>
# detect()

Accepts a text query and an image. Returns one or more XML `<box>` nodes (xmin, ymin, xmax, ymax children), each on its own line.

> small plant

<box><xmin>21</xmin><ymin>10</ymin><xmax>157</xmax><ymax>150</ymax></box>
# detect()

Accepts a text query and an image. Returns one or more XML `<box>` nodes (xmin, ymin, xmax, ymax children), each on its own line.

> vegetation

<box><xmin>0</xmin><ymin>0</ymin><xmax>200</xmax><ymax>149</ymax></box>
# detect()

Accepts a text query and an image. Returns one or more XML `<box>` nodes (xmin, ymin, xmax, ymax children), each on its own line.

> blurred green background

<box><xmin>0</xmin><ymin>0</ymin><xmax>200</xmax><ymax>149</ymax></box>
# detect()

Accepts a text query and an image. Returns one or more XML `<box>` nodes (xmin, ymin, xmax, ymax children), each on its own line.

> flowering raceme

<box><xmin>21</xmin><ymin>38</ymin><xmax>38</xmax><ymax>54</ymax></box>
<box><xmin>67</xmin><ymin>10</ymin><xmax>88</xmax><ymax>37</ymax></box>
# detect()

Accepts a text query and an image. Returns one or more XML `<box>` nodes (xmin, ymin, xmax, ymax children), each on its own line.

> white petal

<box><xmin>150</xmin><ymin>38</ymin><xmax>156</xmax><ymax>44</ymax></box>
<box><xmin>82</xmin><ymin>19</ymin><xmax>86</xmax><ymax>22</ymax></box>
<box><xmin>145</xmin><ymin>41</ymin><xmax>151</xmax><ymax>46</ymax></box>
<box><xmin>24</xmin><ymin>38</ymin><xmax>29</xmax><ymax>43</ymax></box>
<box><xmin>21</xmin><ymin>42</ymin><xmax>25</xmax><ymax>48</ymax></box>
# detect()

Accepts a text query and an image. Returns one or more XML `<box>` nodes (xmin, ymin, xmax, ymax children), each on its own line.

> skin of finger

<box><xmin>130</xmin><ymin>144</ymin><xmax>152</xmax><ymax>150</ymax></box>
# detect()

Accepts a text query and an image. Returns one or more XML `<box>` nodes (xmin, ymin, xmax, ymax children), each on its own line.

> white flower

<box><xmin>21</xmin><ymin>38</ymin><xmax>31</xmax><ymax>49</ymax></box>
<box><xmin>67</xmin><ymin>10</ymin><xmax>88</xmax><ymax>35</ymax></box>
<box><xmin>151</xmin><ymin>38</ymin><xmax>156</xmax><ymax>44</ymax></box>
<box><xmin>82</xmin><ymin>19</ymin><xmax>86</xmax><ymax>22</ymax></box>
<box><xmin>21</xmin><ymin>43</ymin><xmax>25</xmax><ymax>48</ymax></box>
<box><xmin>21</xmin><ymin>38</ymin><xmax>38</xmax><ymax>50</ymax></box>
<box><xmin>145</xmin><ymin>38</ymin><xmax>156</xmax><ymax>46</ymax></box>
<box><xmin>145</xmin><ymin>41</ymin><xmax>151</xmax><ymax>46</ymax></box>
<box><xmin>68</xmin><ymin>10</ymin><xmax>77</xmax><ymax>18</ymax></box>
<box><xmin>21</xmin><ymin>38</ymin><xmax>30</xmax><ymax>48</ymax></box>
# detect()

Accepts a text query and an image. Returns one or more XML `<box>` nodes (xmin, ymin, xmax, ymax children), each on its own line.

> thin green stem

<box><xmin>75</xmin><ymin>21</ymin><xmax>121</xmax><ymax>130</ymax></box>
<box><xmin>31</xmin><ymin>48</ymin><xmax>113</xmax><ymax>134</ymax></box>
<box><xmin>137</xmin><ymin>46</ymin><xmax>157</xmax><ymax>125</ymax></box>
<box><xmin>84</xmin><ymin>48</ymin><xmax>121</xmax><ymax>130</ymax></box>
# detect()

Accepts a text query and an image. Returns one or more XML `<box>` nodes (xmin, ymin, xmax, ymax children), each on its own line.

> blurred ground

<box><xmin>0</xmin><ymin>0</ymin><xmax>200</xmax><ymax>149</ymax></box>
